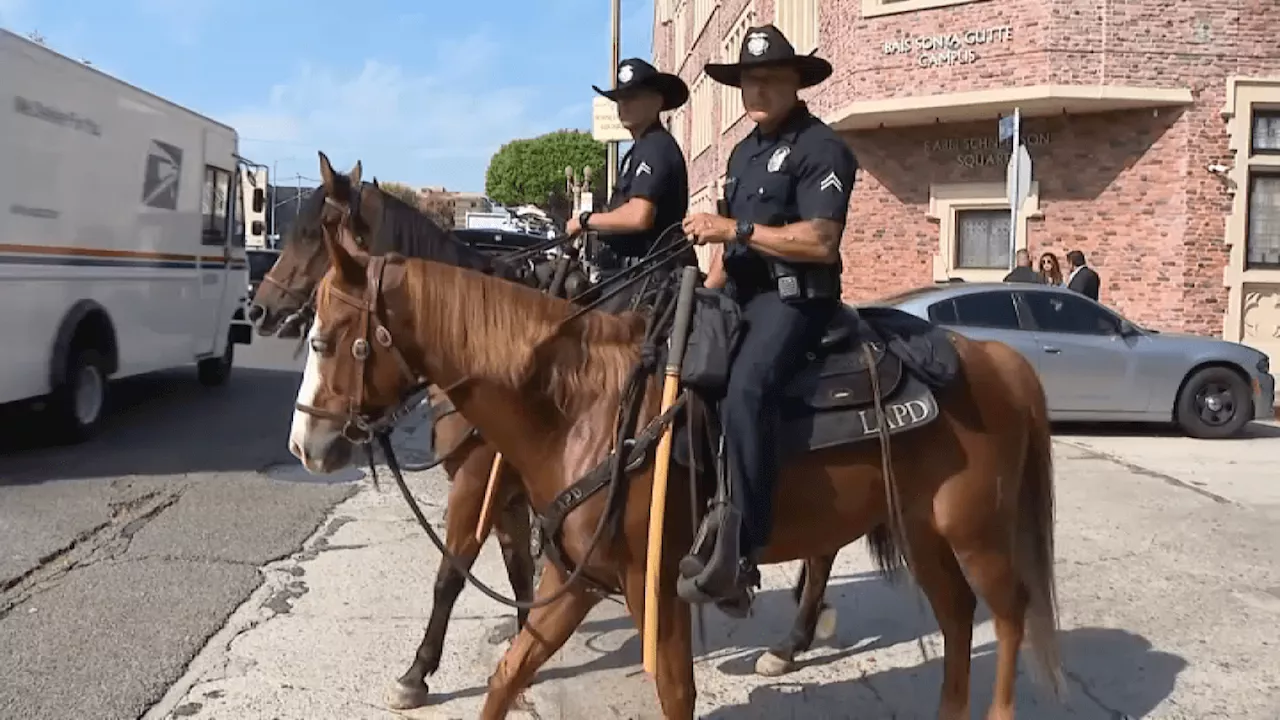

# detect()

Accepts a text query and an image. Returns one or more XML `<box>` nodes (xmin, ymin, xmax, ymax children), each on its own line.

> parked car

<box><xmin>875</xmin><ymin>282</ymin><xmax>1275</xmax><ymax>438</ymax></box>
<box><xmin>452</xmin><ymin>228</ymin><xmax>549</xmax><ymax>254</ymax></box>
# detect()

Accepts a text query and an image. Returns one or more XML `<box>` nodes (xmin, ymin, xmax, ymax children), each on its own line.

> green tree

<box><xmin>485</xmin><ymin>130</ymin><xmax>606</xmax><ymax>208</ymax></box>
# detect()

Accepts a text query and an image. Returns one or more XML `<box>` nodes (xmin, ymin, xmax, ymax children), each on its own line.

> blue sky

<box><xmin>0</xmin><ymin>0</ymin><xmax>653</xmax><ymax>192</ymax></box>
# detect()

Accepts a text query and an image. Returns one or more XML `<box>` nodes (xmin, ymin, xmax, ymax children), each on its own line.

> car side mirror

<box><xmin>1118</xmin><ymin>320</ymin><xmax>1141</xmax><ymax>337</ymax></box>
<box><xmin>252</xmin><ymin>188</ymin><xmax>265</xmax><ymax>213</ymax></box>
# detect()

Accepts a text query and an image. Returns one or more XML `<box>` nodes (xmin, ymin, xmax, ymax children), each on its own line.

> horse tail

<box><xmin>1017</xmin><ymin>371</ymin><xmax>1065</xmax><ymax>698</ymax></box>
<box><xmin>866</xmin><ymin>524</ymin><xmax>907</xmax><ymax>581</ymax></box>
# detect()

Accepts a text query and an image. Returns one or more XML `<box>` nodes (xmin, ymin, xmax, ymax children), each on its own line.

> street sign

<box><xmin>1006</xmin><ymin>144</ymin><xmax>1032</xmax><ymax>214</ymax></box>
<box><xmin>591</xmin><ymin>97</ymin><xmax>630</xmax><ymax>143</ymax></box>
<box><xmin>998</xmin><ymin>113</ymin><xmax>1017</xmax><ymax>143</ymax></box>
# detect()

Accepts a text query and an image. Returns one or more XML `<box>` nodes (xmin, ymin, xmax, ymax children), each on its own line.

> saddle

<box><xmin>672</xmin><ymin>304</ymin><xmax>960</xmax><ymax>468</ymax></box>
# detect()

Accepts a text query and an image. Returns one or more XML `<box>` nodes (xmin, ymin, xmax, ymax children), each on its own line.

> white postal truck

<box><xmin>0</xmin><ymin>29</ymin><xmax>259</xmax><ymax>441</ymax></box>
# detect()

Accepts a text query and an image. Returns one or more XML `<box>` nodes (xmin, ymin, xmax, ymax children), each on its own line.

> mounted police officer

<box><xmin>565</xmin><ymin>58</ymin><xmax>695</xmax><ymax>310</ymax></box>
<box><xmin>678</xmin><ymin>25</ymin><xmax>858</xmax><ymax>610</ymax></box>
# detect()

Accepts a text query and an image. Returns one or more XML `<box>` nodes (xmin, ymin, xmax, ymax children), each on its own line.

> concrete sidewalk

<box><xmin>147</xmin><ymin>427</ymin><xmax>1280</xmax><ymax>719</ymax></box>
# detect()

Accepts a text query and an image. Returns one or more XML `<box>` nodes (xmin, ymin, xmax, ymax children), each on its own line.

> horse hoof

<box><xmin>754</xmin><ymin>651</ymin><xmax>795</xmax><ymax>677</ymax></box>
<box><xmin>815</xmin><ymin>605</ymin><xmax>838</xmax><ymax>641</ymax></box>
<box><xmin>385</xmin><ymin>680</ymin><xmax>431</xmax><ymax>710</ymax></box>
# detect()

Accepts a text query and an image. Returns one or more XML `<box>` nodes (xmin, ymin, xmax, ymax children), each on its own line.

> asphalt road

<box><xmin>0</xmin><ymin>336</ymin><xmax>356</xmax><ymax>720</ymax></box>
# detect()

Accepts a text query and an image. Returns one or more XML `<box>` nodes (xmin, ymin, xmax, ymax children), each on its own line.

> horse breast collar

<box><xmin>294</xmin><ymin>255</ymin><xmax>430</xmax><ymax>443</ymax></box>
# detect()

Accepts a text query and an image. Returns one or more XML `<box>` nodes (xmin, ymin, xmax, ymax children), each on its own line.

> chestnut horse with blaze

<box><xmin>291</xmin><ymin>223</ymin><xmax>1063</xmax><ymax>719</ymax></box>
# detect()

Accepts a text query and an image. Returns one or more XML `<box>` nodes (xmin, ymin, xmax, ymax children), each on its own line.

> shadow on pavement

<box><xmin>1052</xmin><ymin>420</ymin><xmax>1280</xmax><ymax>439</ymax></box>
<box><xmin>701</xmin><ymin>626</ymin><xmax>1182</xmax><ymax>719</ymax></box>
<box><xmin>450</xmin><ymin>565</ymin><xmax>1182</xmax><ymax>718</ymax></box>
<box><xmin>0</xmin><ymin>366</ymin><xmax>306</xmax><ymax>484</ymax></box>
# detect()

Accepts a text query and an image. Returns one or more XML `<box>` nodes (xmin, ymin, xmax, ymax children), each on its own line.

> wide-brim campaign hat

<box><xmin>593</xmin><ymin>58</ymin><xmax>689</xmax><ymax>112</ymax></box>
<box><xmin>704</xmin><ymin>24</ymin><xmax>832</xmax><ymax>89</ymax></box>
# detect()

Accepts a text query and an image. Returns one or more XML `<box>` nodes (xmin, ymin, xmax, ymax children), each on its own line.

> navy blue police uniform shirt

<box><xmin>721</xmin><ymin>103</ymin><xmax>858</xmax><ymax>289</ymax></box>
<box><xmin>604</xmin><ymin>124</ymin><xmax>689</xmax><ymax>257</ymax></box>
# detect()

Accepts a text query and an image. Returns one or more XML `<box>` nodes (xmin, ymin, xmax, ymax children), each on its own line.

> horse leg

<box><xmin>480</xmin><ymin>562</ymin><xmax>599</xmax><ymax>720</ymax></box>
<box><xmin>950</xmin><ymin>541</ymin><xmax>1027</xmax><ymax>720</ymax></box>
<box><xmin>623</xmin><ymin>566</ymin><xmax>697</xmax><ymax>719</ymax></box>
<box><xmin>755</xmin><ymin>553</ymin><xmax>838</xmax><ymax>677</ymax></box>
<box><xmin>492</xmin><ymin>477</ymin><xmax>536</xmax><ymax>633</ymax></box>
<box><xmin>387</xmin><ymin>444</ymin><xmax>494</xmax><ymax>710</ymax></box>
<box><xmin>904</xmin><ymin>521</ymin><xmax>977</xmax><ymax>720</ymax></box>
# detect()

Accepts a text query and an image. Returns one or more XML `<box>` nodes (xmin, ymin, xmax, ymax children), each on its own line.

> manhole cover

<box><xmin>262</xmin><ymin>461</ymin><xmax>365</xmax><ymax>484</ymax></box>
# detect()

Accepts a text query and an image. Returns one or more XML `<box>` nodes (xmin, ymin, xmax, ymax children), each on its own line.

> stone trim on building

<box><xmin>1222</xmin><ymin>76</ymin><xmax>1280</xmax><ymax>367</ymax></box>
<box><xmin>925</xmin><ymin>181</ymin><xmax>1042</xmax><ymax>282</ymax></box>
<box><xmin>860</xmin><ymin>0</ymin><xmax>992</xmax><ymax>20</ymax></box>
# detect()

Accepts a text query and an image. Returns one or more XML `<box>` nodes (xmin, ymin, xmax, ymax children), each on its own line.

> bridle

<box><xmin>259</xmin><ymin>185</ymin><xmax>370</xmax><ymax>337</ymax></box>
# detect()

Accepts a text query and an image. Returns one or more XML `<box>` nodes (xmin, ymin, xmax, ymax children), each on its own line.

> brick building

<box><xmin>654</xmin><ymin>0</ymin><xmax>1280</xmax><ymax>364</ymax></box>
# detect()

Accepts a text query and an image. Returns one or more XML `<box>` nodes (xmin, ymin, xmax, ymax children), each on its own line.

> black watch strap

<box><xmin>734</xmin><ymin>218</ymin><xmax>754</xmax><ymax>243</ymax></box>
<box><xmin>579</xmin><ymin>211</ymin><xmax>593</xmax><ymax>231</ymax></box>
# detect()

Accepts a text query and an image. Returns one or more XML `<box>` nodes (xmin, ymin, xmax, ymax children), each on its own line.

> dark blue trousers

<box><xmin>721</xmin><ymin>291</ymin><xmax>836</xmax><ymax>554</ymax></box>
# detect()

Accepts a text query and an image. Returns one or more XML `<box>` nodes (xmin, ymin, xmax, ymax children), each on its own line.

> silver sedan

<box><xmin>875</xmin><ymin>282</ymin><xmax>1276</xmax><ymax>438</ymax></box>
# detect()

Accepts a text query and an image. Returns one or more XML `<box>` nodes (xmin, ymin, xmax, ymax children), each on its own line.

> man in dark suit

<box><xmin>1065</xmin><ymin>249</ymin><xmax>1100</xmax><ymax>300</ymax></box>
<box><xmin>1003</xmin><ymin>249</ymin><xmax>1041</xmax><ymax>283</ymax></box>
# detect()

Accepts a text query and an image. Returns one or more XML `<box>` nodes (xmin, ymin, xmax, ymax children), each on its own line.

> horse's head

<box><xmin>289</xmin><ymin>222</ymin><xmax>424</xmax><ymax>474</ymax></box>
<box><xmin>247</xmin><ymin>151</ymin><xmax>375</xmax><ymax>338</ymax></box>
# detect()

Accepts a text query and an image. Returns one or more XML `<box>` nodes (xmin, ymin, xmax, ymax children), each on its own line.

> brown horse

<box><xmin>259</xmin><ymin>154</ymin><xmax>843</xmax><ymax>706</ymax></box>
<box><xmin>292</xmin><ymin>224</ymin><xmax>1063</xmax><ymax>718</ymax></box>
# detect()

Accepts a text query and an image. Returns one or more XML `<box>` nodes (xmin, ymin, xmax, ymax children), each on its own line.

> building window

<box><xmin>669</xmin><ymin>108</ymin><xmax>688</xmax><ymax>157</ymax></box>
<box><xmin>927</xmin><ymin>181</ymin><xmax>1041</xmax><ymax>282</ymax></box>
<box><xmin>672</xmin><ymin>1</ymin><xmax>689</xmax><ymax>70</ymax></box>
<box><xmin>955</xmin><ymin>209</ymin><xmax>1012</xmax><ymax>269</ymax></box>
<box><xmin>1247</xmin><ymin>173</ymin><xmax>1280</xmax><ymax>267</ymax></box>
<box><xmin>201</xmin><ymin>165</ymin><xmax>231</xmax><ymax>246</ymax></box>
<box><xmin>861</xmin><ymin>0</ymin><xmax>991</xmax><ymax>20</ymax></box>
<box><xmin>690</xmin><ymin>73</ymin><xmax>714</xmax><ymax>158</ymax></box>
<box><xmin>720</xmin><ymin>3</ymin><xmax>754</xmax><ymax>131</ymax></box>
<box><xmin>774</xmin><ymin>0</ymin><xmax>818</xmax><ymax>55</ymax></box>
<box><xmin>1253</xmin><ymin>110</ymin><xmax>1280</xmax><ymax>154</ymax></box>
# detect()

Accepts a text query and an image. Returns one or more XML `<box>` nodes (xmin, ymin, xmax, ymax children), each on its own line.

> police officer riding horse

<box><xmin>565</xmin><ymin>58</ymin><xmax>698</xmax><ymax>311</ymax></box>
<box><xmin>679</xmin><ymin>25</ymin><xmax>859</xmax><ymax>612</ymax></box>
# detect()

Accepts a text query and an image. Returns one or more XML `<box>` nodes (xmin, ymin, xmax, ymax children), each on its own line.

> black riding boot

<box><xmin>676</xmin><ymin>502</ymin><xmax>760</xmax><ymax>616</ymax></box>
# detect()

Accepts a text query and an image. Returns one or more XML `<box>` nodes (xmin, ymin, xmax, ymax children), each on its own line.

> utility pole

<box><xmin>606</xmin><ymin>0</ymin><xmax>621</xmax><ymax>200</ymax></box>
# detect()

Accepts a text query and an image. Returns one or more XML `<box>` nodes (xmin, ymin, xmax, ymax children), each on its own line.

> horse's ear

<box><xmin>318</xmin><ymin>151</ymin><xmax>336</xmax><ymax>193</ymax></box>
<box><xmin>371</xmin><ymin>177</ymin><xmax>380</xmax><ymax>188</ymax></box>
<box><xmin>348</xmin><ymin>160</ymin><xmax>363</xmax><ymax>186</ymax></box>
<box><xmin>321</xmin><ymin>224</ymin><xmax>366</xmax><ymax>288</ymax></box>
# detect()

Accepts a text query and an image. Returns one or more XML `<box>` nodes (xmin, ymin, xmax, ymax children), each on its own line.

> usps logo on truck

<box><xmin>141</xmin><ymin>139</ymin><xmax>183</xmax><ymax>210</ymax></box>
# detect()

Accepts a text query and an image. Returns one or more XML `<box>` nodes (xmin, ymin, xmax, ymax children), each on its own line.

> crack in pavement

<box><xmin>1065</xmin><ymin>668</ymin><xmax>1136</xmax><ymax>719</ymax></box>
<box><xmin>1058</xmin><ymin>441</ymin><xmax>1234</xmax><ymax>505</ymax></box>
<box><xmin>0</xmin><ymin>489</ymin><xmax>185</xmax><ymax>619</ymax></box>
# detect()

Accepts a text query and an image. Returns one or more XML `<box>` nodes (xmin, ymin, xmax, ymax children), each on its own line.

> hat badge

<box><xmin>746</xmin><ymin>32</ymin><xmax>770</xmax><ymax>56</ymax></box>
<box><xmin>618</xmin><ymin>64</ymin><xmax>634</xmax><ymax>83</ymax></box>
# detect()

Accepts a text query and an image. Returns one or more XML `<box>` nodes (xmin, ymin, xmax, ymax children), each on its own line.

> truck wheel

<box><xmin>198</xmin><ymin>340</ymin><xmax>234</xmax><ymax>387</ymax></box>
<box><xmin>1174</xmin><ymin>366</ymin><xmax>1253</xmax><ymax>439</ymax></box>
<box><xmin>49</xmin><ymin>347</ymin><xmax>109</xmax><ymax>443</ymax></box>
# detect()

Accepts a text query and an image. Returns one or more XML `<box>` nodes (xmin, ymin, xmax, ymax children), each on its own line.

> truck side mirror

<box><xmin>252</xmin><ymin>188</ymin><xmax>265</xmax><ymax>213</ymax></box>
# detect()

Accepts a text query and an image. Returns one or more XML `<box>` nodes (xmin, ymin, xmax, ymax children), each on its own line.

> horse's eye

<box><xmin>310</xmin><ymin>337</ymin><xmax>329</xmax><ymax>353</ymax></box>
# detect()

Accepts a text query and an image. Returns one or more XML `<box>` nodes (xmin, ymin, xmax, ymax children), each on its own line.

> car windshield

<box><xmin>247</xmin><ymin>251</ymin><xmax>278</xmax><ymax>281</ymax></box>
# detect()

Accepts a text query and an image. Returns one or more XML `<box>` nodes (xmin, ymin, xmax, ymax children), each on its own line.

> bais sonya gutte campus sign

<box><xmin>882</xmin><ymin>25</ymin><xmax>1013</xmax><ymax>68</ymax></box>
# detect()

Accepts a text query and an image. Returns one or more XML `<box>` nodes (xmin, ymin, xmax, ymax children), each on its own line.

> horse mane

<box><xmin>402</xmin><ymin>258</ymin><xmax>646</xmax><ymax>417</ymax></box>
<box><xmin>374</xmin><ymin>189</ymin><xmax>524</xmax><ymax>282</ymax></box>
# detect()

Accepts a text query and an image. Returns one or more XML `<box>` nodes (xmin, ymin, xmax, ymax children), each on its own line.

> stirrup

<box><xmin>678</xmin><ymin>501</ymin><xmax>725</xmax><ymax>580</ymax></box>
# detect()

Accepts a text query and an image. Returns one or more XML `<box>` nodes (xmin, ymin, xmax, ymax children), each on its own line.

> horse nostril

<box><xmin>247</xmin><ymin>304</ymin><xmax>266</xmax><ymax>323</ymax></box>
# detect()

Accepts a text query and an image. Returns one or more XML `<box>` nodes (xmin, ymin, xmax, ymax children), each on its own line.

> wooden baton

<box><xmin>642</xmin><ymin>265</ymin><xmax>700</xmax><ymax>676</ymax></box>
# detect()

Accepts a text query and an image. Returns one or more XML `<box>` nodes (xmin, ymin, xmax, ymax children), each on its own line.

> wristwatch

<box><xmin>734</xmin><ymin>218</ymin><xmax>755</xmax><ymax>244</ymax></box>
<box><xmin>578</xmin><ymin>211</ymin><xmax>593</xmax><ymax>231</ymax></box>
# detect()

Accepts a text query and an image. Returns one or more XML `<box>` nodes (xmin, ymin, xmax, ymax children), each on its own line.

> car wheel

<box><xmin>49</xmin><ymin>347</ymin><xmax>109</xmax><ymax>444</ymax></box>
<box><xmin>1174</xmin><ymin>366</ymin><xmax>1253</xmax><ymax>439</ymax></box>
<box><xmin>198</xmin><ymin>340</ymin><xmax>234</xmax><ymax>387</ymax></box>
